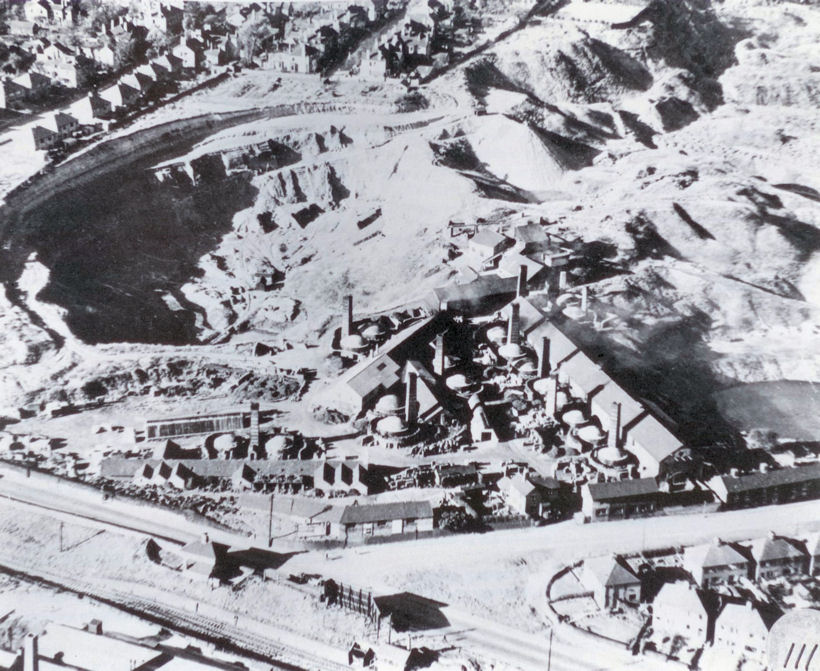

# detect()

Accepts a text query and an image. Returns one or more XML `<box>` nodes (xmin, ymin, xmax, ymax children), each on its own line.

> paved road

<box><xmin>3</xmin><ymin>465</ymin><xmax>819</xmax><ymax>671</ymax></box>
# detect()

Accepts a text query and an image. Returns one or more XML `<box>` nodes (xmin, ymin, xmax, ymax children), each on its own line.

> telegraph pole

<box><xmin>547</xmin><ymin>627</ymin><xmax>553</xmax><ymax>671</ymax></box>
<box><xmin>59</xmin><ymin>522</ymin><xmax>64</xmax><ymax>553</ymax></box>
<box><xmin>268</xmin><ymin>492</ymin><xmax>274</xmax><ymax>547</ymax></box>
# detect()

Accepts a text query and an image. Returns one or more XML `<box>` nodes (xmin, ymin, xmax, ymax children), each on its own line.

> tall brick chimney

<box><xmin>345</xmin><ymin>295</ymin><xmax>354</xmax><ymax>336</ymax></box>
<box><xmin>434</xmin><ymin>334</ymin><xmax>446</xmax><ymax>376</ymax></box>
<box><xmin>250</xmin><ymin>402</ymin><xmax>260</xmax><ymax>452</ymax></box>
<box><xmin>538</xmin><ymin>336</ymin><xmax>550</xmax><ymax>378</ymax></box>
<box><xmin>581</xmin><ymin>286</ymin><xmax>589</xmax><ymax>313</ymax></box>
<box><xmin>507</xmin><ymin>303</ymin><xmax>521</xmax><ymax>346</ymax></box>
<box><xmin>546</xmin><ymin>374</ymin><xmax>558</xmax><ymax>416</ymax></box>
<box><xmin>405</xmin><ymin>371</ymin><xmax>418</xmax><ymax>427</ymax></box>
<box><xmin>516</xmin><ymin>264</ymin><xmax>528</xmax><ymax>298</ymax></box>
<box><xmin>24</xmin><ymin>633</ymin><xmax>38</xmax><ymax>671</ymax></box>
<box><xmin>608</xmin><ymin>401</ymin><xmax>621</xmax><ymax>450</ymax></box>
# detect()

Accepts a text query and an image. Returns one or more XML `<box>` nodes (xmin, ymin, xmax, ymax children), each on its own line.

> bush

<box><xmin>395</xmin><ymin>91</ymin><xmax>429</xmax><ymax>113</ymax></box>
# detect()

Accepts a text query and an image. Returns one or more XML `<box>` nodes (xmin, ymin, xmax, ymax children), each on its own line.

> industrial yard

<box><xmin>0</xmin><ymin>0</ymin><xmax>819</xmax><ymax>669</ymax></box>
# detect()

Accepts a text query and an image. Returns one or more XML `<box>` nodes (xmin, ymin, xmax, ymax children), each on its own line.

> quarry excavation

<box><xmin>0</xmin><ymin>0</ymin><xmax>818</xmax><ymax>670</ymax></box>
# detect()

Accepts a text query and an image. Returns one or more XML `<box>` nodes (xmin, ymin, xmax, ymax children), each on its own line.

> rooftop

<box><xmin>586</xmin><ymin>477</ymin><xmax>658</xmax><ymax>501</ymax></box>
<box><xmin>718</xmin><ymin>462</ymin><xmax>820</xmax><ymax>493</ymax></box>
<box><xmin>584</xmin><ymin>554</ymin><xmax>640</xmax><ymax>587</ymax></box>
<box><xmin>339</xmin><ymin>500</ymin><xmax>433</xmax><ymax>525</ymax></box>
<box><xmin>684</xmin><ymin>540</ymin><xmax>749</xmax><ymax>569</ymax></box>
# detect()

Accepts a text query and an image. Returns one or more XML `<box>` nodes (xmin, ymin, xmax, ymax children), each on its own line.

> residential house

<box><xmin>749</xmin><ymin>532</ymin><xmax>808</xmax><ymax>581</ymax></box>
<box><xmin>329</xmin><ymin>500</ymin><xmax>434</xmax><ymax>541</ymax></box>
<box><xmin>152</xmin><ymin>53</ymin><xmax>184</xmax><ymax>77</ymax></box>
<box><xmin>581</xmin><ymin>555</ymin><xmax>641</xmax><ymax>610</ymax></box>
<box><xmin>468</xmin><ymin>229</ymin><xmax>507</xmax><ymax>268</ymax></box>
<box><xmin>651</xmin><ymin>581</ymin><xmax>712</xmax><ymax>645</ymax></box>
<box><xmin>179</xmin><ymin>536</ymin><xmax>226</xmax><ymax>582</ymax></box>
<box><xmin>0</xmin><ymin>78</ymin><xmax>26</xmax><ymax>109</ymax></box>
<box><xmin>31</xmin><ymin>124</ymin><xmax>59</xmax><ymax>151</ymax></box>
<box><xmin>707</xmin><ymin>463</ymin><xmax>820</xmax><ymax>509</ymax></box>
<box><xmin>512</xmin><ymin>222</ymin><xmax>551</xmax><ymax>255</ymax></box>
<box><xmin>713</xmin><ymin>600</ymin><xmax>780</xmax><ymax>660</ymax></box>
<box><xmin>70</xmin><ymin>92</ymin><xmax>112</xmax><ymax>124</ymax></box>
<box><xmin>13</xmin><ymin>71</ymin><xmax>51</xmax><ymax>99</ymax></box>
<box><xmin>173</xmin><ymin>37</ymin><xmax>206</xmax><ymax>70</ymax></box>
<box><xmin>269</xmin><ymin>42</ymin><xmax>320</xmax><ymax>74</ymax></box>
<box><xmin>99</xmin><ymin>82</ymin><xmax>140</xmax><ymax>110</ymax></box>
<box><xmin>581</xmin><ymin>478</ymin><xmax>659</xmax><ymax>522</ymax></box>
<box><xmin>39</xmin><ymin>41</ymin><xmax>75</xmax><ymax>63</ymax></box>
<box><xmin>24</xmin><ymin>0</ymin><xmax>52</xmax><ymax>24</ymax></box>
<box><xmin>683</xmin><ymin>538</ymin><xmax>751</xmax><ymax>588</ymax></box>
<box><xmin>30</xmin><ymin>111</ymin><xmax>78</xmax><ymax>150</ymax></box>
<box><xmin>498</xmin><ymin>474</ymin><xmax>541</xmax><ymax>517</ymax></box>
<box><xmin>120</xmin><ymin>71</ymin><xmax>155</xmax><ymax>96</ymax></box>
<box><xmin>92</xmin><ymin>45</ymin><xmax>116</xmax><ymax>68</ymax></box>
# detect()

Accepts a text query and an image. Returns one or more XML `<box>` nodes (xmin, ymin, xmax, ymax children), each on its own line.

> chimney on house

<box><xmin>250</xmin><ymin>402</ymin><xmax>260</xmax><ymax>452</ymax></box>
<box><xmin>405</xmin><ymin>371</ymin><xmax>418</xmax><ymax>427</ymax></box>
<box><xmin>345</xmin><ymin>295</ymin><xmax>353</xmax><ymax>336</ymax></box>
<box><xmin>608</xmin><ymin>401</ymin><xmax>621</xmax><ymax>450</ymax></box>
<box><xmin>516</xmin><ymin>264</ymin><xmax>528</xmax><ymax>298</ymax></box>
<box><xmin>507</xmin><ymin>303</ymin><xmax>521</xmax><ymax>346</ymax></box>
<box><xmin>538</xmin><ymin>336</ymin><xmax>550</xmax><ymax>378</ymax></box>
<box><xmin>23</xmin><ymin>633</ymin><xmax>38</xmax><ymax>671</ymax></box>
<box><xmin>434</xmin><ymin>334</ymin><xmax>446</xmax><ymax>376</ymax></box>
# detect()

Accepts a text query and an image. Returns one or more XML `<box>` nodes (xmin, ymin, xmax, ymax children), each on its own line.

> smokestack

<box><xmin>558</xmin><ymin>270</ymin><xmax>568</xmax><ymax>292</ymax></box>
<box><xmin>608</xmin><ymin>402</ymin><xmax>621</xmax><ymax>450</ymax></box>
<box><xmin>507</xmin><ymin>303</ymin><xmax>520</xmax><ymax>346</ymax></box>
<box><xmin>546</xmin><ymin>374</ymin><xmax>558</xmax><ymax>416</ymax></box>
<box><xmin>581</xmin><ymin>286</ymin><xmax>589</xmax><ymax>313</ymax></box>
<box><xmin>434</xmin><ymin>334</ymin><xmax>445</xmax><ymax>376</ymax></box>
<box><xmin>516</xmin><ymin>264</ymin><xmax>528</xmax><ymax>298</ymax></box>
<box><xmin>250</xmin><ymin>402</ymin><xmax>260</xmax><ymax>452</ymax></box>
<box><xmin>405</xmin><ymin>371</ymin><xmax>418</xmax><ymax>427</ymax></box>
<box><xmin>24</xmin><ymin>633</ymin><xmax>38</xmax><ymax>671</ymax></box>
<box><xmin>538</xmin><ymin>336</ymin><xmax>550</xmax><ymax>378</ymax></box>
<box><xmin>345</xmin><ymin>295</ymin><xmax>353</xmax><ymax>336</ymax></box>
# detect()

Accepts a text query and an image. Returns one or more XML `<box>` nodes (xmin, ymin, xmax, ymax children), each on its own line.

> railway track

<box><xmin>0</xmin><ymin>557</ymin><xmax>350</xmax><ymax>671</ymax></box>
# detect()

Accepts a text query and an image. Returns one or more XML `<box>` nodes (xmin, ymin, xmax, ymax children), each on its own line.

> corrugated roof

<box><xmin>586</xmin><ymin>477</ymin><xmax>658</xmax><ymax>501</ymax></box>
<box><xmin>340</xmin><ymin>500</ymin><xmax>433</xmax><ymax>525</ymax></box>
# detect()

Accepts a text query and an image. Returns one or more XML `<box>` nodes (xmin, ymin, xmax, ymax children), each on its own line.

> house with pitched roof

<box><xmin>330</xmin><ymin>500</ymin><xmax>433</xmax><ymax>541</ymax></box>
<box><xmin>467</xmin><ymin>229</ymin><xmax>508</xmax><ymax>268</ymax></box>
<box><xmin>683</xmin><ymin>538</ymin><xmax>751</xmax><ymax>588</ymax></box>
<box><xmin>651</xmin><ymin>581</ymin><xmax>713</xmax><ymax>645</ymax></box>
<box><xmin>498</xmin><ymin>474</ymin><xmax>541</xmax><ymax>516</ymax></box>
<box><xmin>713</xmin><ymin>600</ymin><xmax>780</xmax><ymax>659</ymax></box>
<box><xmin>581</xmin><ymin>555</ymin><xmax>641</xmax><ymax>609</ymax></box>
<box><xmin>749</xmin><ymin>532</ymin><xmax>808</xmax><ymax>581</ymax></box>
<box><xmin>581</xmin><ymin>478</ymin><xmax>659</xmax><ymax>521</ymax></box>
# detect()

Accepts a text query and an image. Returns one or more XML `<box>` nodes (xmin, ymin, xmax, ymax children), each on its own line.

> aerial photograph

<box><xmin>0</xmin><ymin>0</ymin><xmax>818</xmax><ymax>669</ymax></box>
